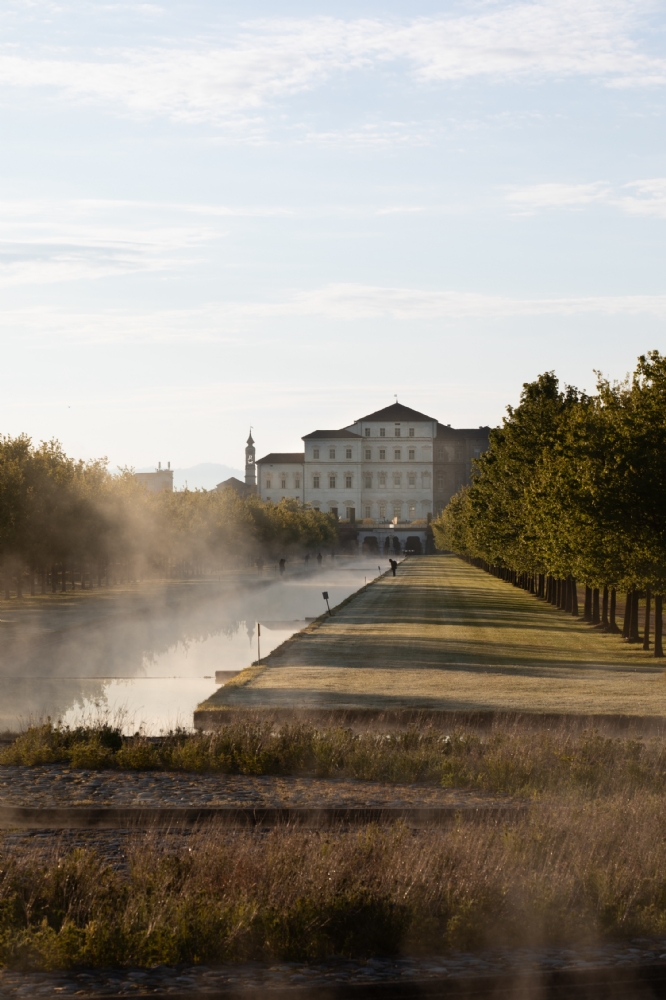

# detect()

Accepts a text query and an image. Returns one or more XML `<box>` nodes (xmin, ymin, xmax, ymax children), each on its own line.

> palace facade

<box><xmin>252</xmin><ymin>403</ymin><xmax>490</xmax><ymax>522</ymax></box>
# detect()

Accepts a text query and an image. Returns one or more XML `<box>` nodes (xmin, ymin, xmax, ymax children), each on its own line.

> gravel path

<box><xmin>0</xmin><ymin>765</ymin><xmax>508</xmax><ymax>809</ymax></box>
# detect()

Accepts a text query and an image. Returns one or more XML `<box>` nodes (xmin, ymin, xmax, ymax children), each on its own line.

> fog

<box><xmin>0</xmin><ymin>557</ymin><xmax>383</xmax><ymax>734</ymax></box>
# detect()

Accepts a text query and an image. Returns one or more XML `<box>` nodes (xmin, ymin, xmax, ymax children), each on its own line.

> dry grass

<box><xmin>5</xmin><ymin>718</ymin><xmax>666</xmax><ymax>797</ymax></box>
<box><xmin>199</xmin><ymin>555</ymin><xmax>664</xmax><ymax>716</ymax></box>
<box><xmin>2</xmin><ymin>794</ymin><xmax>666</xmax><ymax>969</ymax></box>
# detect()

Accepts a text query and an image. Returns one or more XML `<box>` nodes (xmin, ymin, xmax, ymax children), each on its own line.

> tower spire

<box><xmin>245</xmin><ymin>427</ymin><xmax>256</xmax><ymax>488</ymax></box>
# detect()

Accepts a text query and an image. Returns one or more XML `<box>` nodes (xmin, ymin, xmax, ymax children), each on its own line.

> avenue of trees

<box><xmin>432</xmin><ymin>351</ymin><xmax>666</xmax><ymax>657</ymax></box>
<box><xmin>0</xmin><ymin>435</ymin><xmax>337</xmax><ymax>597</ymax></box>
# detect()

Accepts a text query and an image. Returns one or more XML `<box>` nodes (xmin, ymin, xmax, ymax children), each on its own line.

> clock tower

<box><xmin>245</xmin><ymin>430</ymin><xmax>256</xmax><ymax>488</ymax></box>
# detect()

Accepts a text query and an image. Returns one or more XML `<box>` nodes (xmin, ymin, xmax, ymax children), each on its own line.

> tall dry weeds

<box><xmin>2</xmin><ymin>793</ymin><xmax>666</xmax><ymax>969</ymax></box>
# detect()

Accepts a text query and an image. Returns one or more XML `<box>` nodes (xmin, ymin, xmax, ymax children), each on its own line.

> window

<box><xmin>379</xmin><ymin>502</ymin><xmax>386</xmax><ymax>519</ymax></box>
<box><xmin>266</xmin><ymin>478</ymin><xmax>272</xmax><ymax>489</ymax></box>
<box><xmin>436</xmin><ymin>448</ymin><xmax>444</xmax><ymax>460</ymax></box>
<box><xmin>345</xmin><ymin>474</ymin><xmax>352</xmax><ymax>488</ymax></box>
<box><xmin>330</xmin><ymin>506</ymin><xmax>338</xmax><ymax>518</ymax></box>
<box><xmin>329</xmin><ymin>448</ymin><xmax>336</xmax><ymax>459</ymax></box>
<box><xmin>313</xmin><ymin>504</ymin><xmax>320</xmax><ymax>511</ymax></box>
<box><xmin>295</xmin><ymin>476</ymin><xmax>301</xmax><ymax>488</ymax></box>
<box><xmin>408</xmin><ymin>503</ymin><xmax>416</xmax><ymax>519</ymax></box>
<box><xmin>422</xmin><ymin>472</ymin><xmax>431</xmax><ymax>487</ymax></box>
<box><xmin>437</xmin><ymin>474</ymin><xmax>444</xmax><ymax>489</ymax></box>
<box><xmin>313</xmin><ymin>448</ymin><xmax>319</xmax><ymax>459</ymax></box>
<box><xmin>393</xmin><ymin>472</ymin><xmax>401</xmax><ymax>487</ymax></box>
<box><xmin>365</xmin><ymin>428</ymin><xmax>370</xmax><ymax>437</ymax></box>
<box><xmin>395</xmin><ymin>427</ymin><xmax>401</xmax><ymax>437</ymax></box>
<box><xmin>346</xmin><ymin>506</ymin><xmax>355</xmax><ymax>521</ymax></box>
<box><xmin>365</xmin><ymin>449</ymin><xmax>371</xmax><ymax>460</ymax></box>
<box><xmin>408</xmin><ymin>449</ymin><xmax>415</xmax><ymax>460</ymax></box>
<box><xmin>281</xmin><ymin>477</ymin><xmax>286</xmax><ymax>489</ymax></box>
<box><xmin>364</xmin><ymin>474</ymin><xmax>372</xmax><ymax>488</ymax></box>
<box><xmin>346</xmin><ymin>447</ymin><xmax>352</xmax><ymax>459</ymax></box>
<box><xmin>379</xmin><ymin>448</ymin><xmax>386</xmax><ymax>460</ymax></box>
<box><xmin>455</xmin><ymin>447</ymin><xmax>463</xmax><ymax>461</ymax></box>
<box><xmin>379</xmin><ymin>428</ymin><xmax>386</xmax><ymax>437</ymax></box>
<box><xmin>394</xmin><ymin>448</ymin><xmax>401</xmax><ymax>460</ymax></box>
<box><xmin>409</xmin><ymin>428</ymin><xmax>415</xmax><ymax>437</ymax></box>
<box><xmin>408</xmin><ymin>473</ymin><xmax>416</xmax><ymax>487</ymax></box>
<box><xmin>313</xmin><ymin>475</ymin><xmax>320</xmax><ymax>489</ymax></box>
<box><xmin>379</xmin><ymin>472</ymin><xmax>387</xmax><ymax>487</ymax></box>
<box><xmin>329</xmin><ymin>474</ymin><xmax>336</xmax><ymax>489</ymax></box>
<box><xmin>474</xmin><ymin>448</ymin><xmax>481</xmax><ymax>458</ymax></box>
<box><xmin>364</xmin><ymin>504</ymin><xmax>371</xmax><ymax>518</ymax></box>
<box><xmin>393</xmin><ymin>502</ymin><xmax>402</xmax><ymax>519</ymax></box>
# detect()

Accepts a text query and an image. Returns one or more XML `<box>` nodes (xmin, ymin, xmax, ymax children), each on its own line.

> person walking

<box><xmin>316</xmin><ymin>552</ymin><xmax>323</xmax><ymax>567</ymax></box>
<box><xmin>389</xmin><ymin>558</ymin><xmax>398</xmax><ymax>577</ymax></box>
<box><xmin>304</xmin><ymin>553</ymin><xmax>310</xmax><ymax>566</ymax></box>
<box><xmin>279</xmin><ymin>558</ymin><xmax>286</xmax><ymax>576</ymax></box>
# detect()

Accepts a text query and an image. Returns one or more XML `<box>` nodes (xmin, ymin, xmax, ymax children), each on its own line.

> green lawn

<box><xmin>197</xmin><ymin>555</ymin><xmax>666</xmax><ymax>717</ymax></box>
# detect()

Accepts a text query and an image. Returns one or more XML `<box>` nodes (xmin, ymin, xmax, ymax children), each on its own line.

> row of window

<box><xmin>265</xmin><ymin>475</ymin><xmax>301</xmax><ymax>490</ymax></box>
<box><xmin>435</xmin><ymin>446</ymin><xmax>483</xmax><ymax>461</ymax></box>
<box><xmin>312</xmin><ymin>501</ymin><xmax>432</xmax><ymax>520</ymax></box>
<box><xmin>312</xmin><ymin>471</ymin><xmax>431</xmax><ymax>489</ymax></box>
<box><xmin>312</xmin><ymin>447</ymin><xmax>422</xmax><ymax>460</ymax></box>
<box><xmin>363</xmin><ymin>426</ymin><xmax>416</xmax><ymax>438</ymax></box>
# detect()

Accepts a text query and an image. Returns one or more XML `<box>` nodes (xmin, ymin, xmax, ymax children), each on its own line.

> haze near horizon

<box><xmin>1</xmin><ymin>0</ymin><xmax>665</xmax><ymax>469</ymax></box>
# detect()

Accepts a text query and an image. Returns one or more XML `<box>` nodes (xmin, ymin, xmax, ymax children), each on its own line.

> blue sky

<box><xmin>1</xmin><ymin>0</ymin><xmax>666</xmax><ymax>470</ymax></box>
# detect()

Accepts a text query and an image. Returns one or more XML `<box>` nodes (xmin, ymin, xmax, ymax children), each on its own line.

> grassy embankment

<box><xmin>4</xmin><ymin>555</ymin><xmax>666</xmax><ymax>969</ymax></box>
<box><xmin>197</xmin><ymin>553</ymin><xmax>666</xmax><ymax>717</ymax></box>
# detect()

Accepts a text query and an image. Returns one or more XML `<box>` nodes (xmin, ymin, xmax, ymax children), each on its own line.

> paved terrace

<box><xmin>197</xmin><ymin>554</ymin><xmax>666</xmax><ymax>718</ymax></box>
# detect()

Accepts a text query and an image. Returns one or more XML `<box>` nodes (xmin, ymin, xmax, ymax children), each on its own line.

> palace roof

<box><xmin>355</xmin><ymin>402</ymin><xmax>438</xmax><ymax>423</ymax></box>
<box><xmin>302</xmin><ymin>429</ymin><xmax>361</xmax><ymax>439</ymax></box>
<box><xmin>256</xmin><ymin>452</ymin><xmax>304</xmax><ymax>464</ymax></box>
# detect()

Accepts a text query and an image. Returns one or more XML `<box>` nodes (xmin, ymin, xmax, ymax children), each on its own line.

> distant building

<box><xmin>134</xmin><ymin>462</ymin><xmax>173</xmax><ymax>493</ymax></box>
<box><xmin>215</xmin><ymin>431</ymin><xmax>257</xmax><ymax>497</ymax></box>
<box><xmin>254</xmin><ymin>403</ymin><xmax>490</xmax><ymax>521</ymax></box>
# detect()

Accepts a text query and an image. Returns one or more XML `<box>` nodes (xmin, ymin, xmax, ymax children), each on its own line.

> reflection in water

<box><xmin>0</xmin><ymin>559</ymin><xmax>382</xmax><ymax>733</ymax></box>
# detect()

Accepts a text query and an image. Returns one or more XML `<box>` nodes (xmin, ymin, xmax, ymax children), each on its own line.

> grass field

<box><xmin>198</xmin><ymin>555</ymin><xmax>666</xmax><ymax>718</ymax></box>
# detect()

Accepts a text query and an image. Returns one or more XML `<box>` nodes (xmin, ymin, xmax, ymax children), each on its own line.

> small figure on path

<box><xmin>279</xmin><ymin>558</ymin><xmax>286</xmax><ymax>576</ymax></box>
<box><xmin>304</xmin><ymin>553</ymin><xmax>310</xmax><ymax>566</ymax></box>
<box><xmin>316</xmin><ymin>552</ymin><xmax>323</xmax><ymax>567</ymax></box>
<box><xmin>389</xmin><ymin>558</ymin><xmax>398</xmax><ymax>577</ymax></box>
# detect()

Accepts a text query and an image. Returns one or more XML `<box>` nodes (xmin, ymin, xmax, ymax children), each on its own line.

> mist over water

<box><xmin>0</xmin><ymin>558</ymin><xmax>383</xmax><ymax>733</ymax></box>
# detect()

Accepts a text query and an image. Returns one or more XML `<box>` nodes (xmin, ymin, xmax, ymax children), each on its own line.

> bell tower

<box><xmin>245</xmin><ymin>430</ymin><xmax>256</xmax><ymax>488</ymax></box>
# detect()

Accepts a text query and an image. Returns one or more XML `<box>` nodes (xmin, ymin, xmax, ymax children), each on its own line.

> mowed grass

<box><xmin>199</xmin><ymin>555</ymin><xmax>665</xmax><ymax>716</ymax></box>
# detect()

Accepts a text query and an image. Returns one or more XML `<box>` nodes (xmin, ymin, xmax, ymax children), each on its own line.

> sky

<box><xmin>1</xmin><ymin>0</ymin><xmax>666</xmax><ymax>471</ymax></box>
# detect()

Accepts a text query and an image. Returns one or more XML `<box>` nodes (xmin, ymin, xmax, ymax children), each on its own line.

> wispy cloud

<box><xmin>506</xmin><ymin>177</ymin><xmax>666</xmax><ymax>217</ymax></box>
<box><xmin>4</xmin><ymin>284</ymin><xmax>666</xmax><ymax>345</ymax></box>
<box><xmin>0</xmin><ymin>3</ymin><xmax>663</xmax><ymax>127</ymax></box>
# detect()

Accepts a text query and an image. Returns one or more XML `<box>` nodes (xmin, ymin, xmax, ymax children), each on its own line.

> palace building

<box><xmin>253</xmin><ymin>403</ymin><xmax>490</xmax><ymax>523</ymax></box>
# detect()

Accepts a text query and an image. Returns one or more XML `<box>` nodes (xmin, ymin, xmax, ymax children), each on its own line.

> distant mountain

<box><xmin>135</xmin><ymin>463</ymin><xmax>244</xmax><ymax>491</ymax></box>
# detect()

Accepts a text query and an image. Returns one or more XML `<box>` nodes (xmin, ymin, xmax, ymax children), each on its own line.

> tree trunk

<box><xmin>51</xmin><ymin>565</ymin><xmax>57</xmax><ymax>594</ymax></box>
<box><xmin>623</xmin><ymin>591</ymin><xmax>632</xmax><ymax>639</ymax></box>
<box><xmin>3</xmin><ymin>572</ymin><xmax>9</xmax><ymax>601</ymax></box>
<box><xmin>15</xmin><ymin>570</ymin><xmax>22</xmax><ymax>599</ymax></box>
<box><xmin>40</xmin><ymin>569</ymin><xmax>46</xmax><ymax>595</ymax></box>
<box><xmin>609</xmin><ymin>589</ymin><xmax>619</xmax><ymax>632</ymax></box>
<box><xmin>601</xmin><ymin>587</ymin><xmax>609</xmax><ymax>629</ymax></box>
<box><xmin>643</xmin><ymin>587</ymin><xmax>651</xmax><ymax>651</ymax></box>
<box><xmin>29</xmin><ymin>568</ymin><xmax>35</xmax><ymax>597</ymax></box>
<box><xmin>630</xmin><ymin>590</ymin><xmax>640</xmax><ymax>644</ymax></box>
<box><xmin>655</xmin><ymin>595</ymin><xmax>664</xmax><ymax>658</ymax></box>
<box><xmin>592</xmin><ymin>588</ymin><xmax>600</xmax><ymax>625</ymax></box>
<box><xmin>584</xmin><ymin>585</ymin><xmax>592</xmax><ymax>621</ymax></box>
<box><xmin>571</xmin><ymin>578</ymin><xmax>579</xmax><ymax>616</ymax></box>
<box><xmin>61</xmin><ymin>564</ymin><xmax>67</xmax><ymax>594</ymax></box>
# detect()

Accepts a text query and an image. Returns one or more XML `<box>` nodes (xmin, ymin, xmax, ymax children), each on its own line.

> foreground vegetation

<box><xmin>433</xmin><ymin>351</ymin><xmax>666</xmax><ymax>655</ymax></box>
<box><xmin>0</xmin><ymin>436</ymin><xmax>336</xmax><ymax>596</ymax></box>
<box><xmin>2</xmin><ymin>795</ymin><xmax>666</xmax><ymax>968</ymax></box>
<box><xmin>5</xmin><ymin>719</ymin><xmax>666</xmax><ymax>797</ymax></box>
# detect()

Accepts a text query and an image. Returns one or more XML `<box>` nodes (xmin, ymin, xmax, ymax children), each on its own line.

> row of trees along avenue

<box><xmin>432</xmin><ymin>351</ymin><xmax>666</xmax><ymax>657</ymax></box>
<box><xmin>0</xmin><ymin>435</ymin><xmax>337</xmax><ymax>597</ymax></box>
